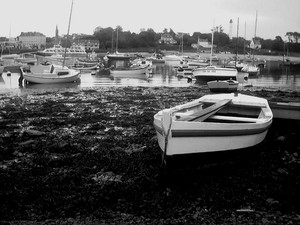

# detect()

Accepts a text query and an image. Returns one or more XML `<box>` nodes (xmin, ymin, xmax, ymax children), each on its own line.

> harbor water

<box><xmin>0</xmin><ymin>57</ymin><xmax>300</xmax><ymax>93</ymax></box>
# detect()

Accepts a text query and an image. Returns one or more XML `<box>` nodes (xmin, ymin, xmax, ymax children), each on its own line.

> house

<box><xmin>18</xmin><ymin>32</ymin><xmax>46</xmax><ymax>48</ymax></box>
<box><xmin>250</xmin><ymin>38</ymin><xmax>261</xmax><ymax>49</ymax></box>
<box><xmin>158</xmin><ymin>33</ymin><xmax>177</xmax><ymax>45</ymax></box>
<box><xmin>191</xmin><ymin>38</ymin><xmax>215</xmax><ymax>52</ymax></box>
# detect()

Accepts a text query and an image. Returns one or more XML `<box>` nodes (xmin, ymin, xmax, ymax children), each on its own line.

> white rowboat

<box><xmin>153</xmin><ymin>93</ymin><xmax>273</xmax><ymax>157</ymax></box>
<box><xmin>110</xmin><ymin>64</ymin><xmax>150</xmax><ymax>75</ymax></box>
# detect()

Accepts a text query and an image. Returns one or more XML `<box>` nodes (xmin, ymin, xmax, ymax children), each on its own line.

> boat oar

<box><xmin>177</xmin><ymin>99</ymin><xmax>232</xmax><ymax>122</ymax></box>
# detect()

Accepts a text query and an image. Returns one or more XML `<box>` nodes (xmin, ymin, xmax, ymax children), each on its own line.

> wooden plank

<box><xmin>209</xmin><ymin>115</ymin><xmax>259</xmax><ymax>123</ymax></box>
<box><xmin>177</xmin><ymin>99</ymin><xmax>232</xmax><ymax>122</ymax></box>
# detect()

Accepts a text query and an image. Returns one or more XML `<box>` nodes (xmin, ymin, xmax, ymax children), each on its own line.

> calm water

<box><xmin>1</xmin><ymin>58</ymin><xmax>300</xmax><ymax>93</ymax></box>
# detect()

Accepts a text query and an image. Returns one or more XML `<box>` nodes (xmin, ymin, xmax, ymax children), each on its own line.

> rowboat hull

<box><xmin>24</xmin><ymin>71</ymin><xmax>80</xmax><ymax>84</ymax></box>
<box><xmin>207</xmin><ymin>80</ymin><xmax>238</xmax><ymax>93</ymax></box>
<box><xmin>110</xmin><ymin>65</ymin><xmax>150</xmax><ymax>75</ymax></box>
<box><xmin>269</xmin><ymin>101</ymin><xmax>300</xmax><ymax>120</ymax></box>
<box><xmin>22</xmin><ymin>65</ymin><xmax>81</xmax><ymax>84</ymax></box>
<box><xmin>153</xmin><ymin>93</ymin><xmax>273</xmax><ymax>156</ymax></box>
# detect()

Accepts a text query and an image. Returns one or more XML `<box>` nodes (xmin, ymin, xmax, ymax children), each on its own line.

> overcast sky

<box><xmin>1</xmin><ymin>0</ymin><xmax>299</xmax><ymax>41</ymax></box>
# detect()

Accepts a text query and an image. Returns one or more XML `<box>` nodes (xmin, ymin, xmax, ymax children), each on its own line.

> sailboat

<box><xmin>242</xmin><ymin>11</ymin><xmax>260</xmax><ymax>76</ymax></box>
<box><xmin>106</xmin><ymin>28</ymin><xmax>130</xmax><ymax>60</ymax></box>
<box><xmin>193</xmin><ymin>26</ymin><xmax>238</xmax><ymax>83</ymax></box>
<box><xmin>21</xmin><ymin>0</ymin><xmax>80</xmax><ymax>84</ymax></box>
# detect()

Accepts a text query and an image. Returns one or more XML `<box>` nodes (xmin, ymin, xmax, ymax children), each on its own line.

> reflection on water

<box><xmin>0</xmin><ymin>60</ymin><xmax>299</xmax><ymax>93</ymax></box>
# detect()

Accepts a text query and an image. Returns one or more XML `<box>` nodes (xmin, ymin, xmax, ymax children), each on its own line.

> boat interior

<box><xmin>173</xmin><ymin>100</ymin><xmax>269</xmax><ymax>123</ymax></box>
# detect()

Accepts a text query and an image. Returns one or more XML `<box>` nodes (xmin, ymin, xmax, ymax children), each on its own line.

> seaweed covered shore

<box><xmin>0</xmin><ymin>86</ymin><xmax>299</xmax><ymax>224</ymax></box>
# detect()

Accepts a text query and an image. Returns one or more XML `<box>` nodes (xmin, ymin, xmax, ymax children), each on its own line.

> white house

<box><xmin>192</xmin><ymin>38</ymin><xmax>215</xmax><ymax>50</ymax></box>
<box><xmin>158</xmin><ymin>33</ymin><xmax>177</xmax><ymax>45</ymax></box>
<box><xmin>250</xmin><ymin>38</ymin><xmax>261</xmax><ymax>49</ymax></box>
<box><xmin>18</xmin><ymin>32</ymin><xmax>46</xmax><ymax>48</ymax></box>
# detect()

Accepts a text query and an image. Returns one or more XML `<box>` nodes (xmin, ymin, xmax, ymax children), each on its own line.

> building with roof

<box><xmin>18</xmin><ymin>32</ymin><xmax>46</xmax><ymax>48</ymax></box>
<box><xmin>158</xmin><ymin>33</ymin><xmax>177</xmax><ymax>45</ymax></box>
<box><xmin>250</xmin><ymin>38</ymin><xmax>261</xmax><ymax>49</ymax></box>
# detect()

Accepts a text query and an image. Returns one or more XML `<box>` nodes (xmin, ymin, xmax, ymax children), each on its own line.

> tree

<box><xmin>93</xmin><ymin>27</ymin><xmax>114</xmax><ymax>49</ymax></box>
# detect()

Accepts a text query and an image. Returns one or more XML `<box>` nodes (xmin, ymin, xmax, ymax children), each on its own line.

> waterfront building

<box><xmin>18</xmin><ymin>32</ymin><xmax>46</xmax><ymax>48</ymax></box>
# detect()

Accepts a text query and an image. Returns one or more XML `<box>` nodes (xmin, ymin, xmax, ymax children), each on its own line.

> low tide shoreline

<box><xmin>0</xmin><ymin>86</ymin><xmax>299</xmax><ymax>224</ymax></box>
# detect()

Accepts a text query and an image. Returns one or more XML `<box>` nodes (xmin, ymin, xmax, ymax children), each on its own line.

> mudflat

<box><xmin>0</xmin><ymin>86</ymin><xmax>299</xmax><ymax>224</ymax></box>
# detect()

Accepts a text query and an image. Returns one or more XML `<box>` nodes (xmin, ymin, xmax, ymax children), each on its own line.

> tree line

<box><xmin>60</xmin><ymin>26</ymin><xmax>300</xmax><ymax>55</ymax></box>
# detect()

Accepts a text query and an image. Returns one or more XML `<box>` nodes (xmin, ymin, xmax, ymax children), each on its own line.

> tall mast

<box><xmin>254</xmin><ymin>10</ymin><xmax>257</xmax><ymax>38</ymax></box>
<box><xmin>111</xmin><ymin>30</ymin><xmax>114</xmax><ymax>52</ymax></box>
<box><xmin>116</xmin><ymin>27</ymin><xmax>118</xmax><ymax>53</ymax></box>
<box><xmin>63</xmin><ymin>0</ymin><xmax>74</xmax><ymax>68</ymax></box>
<box><xmin>244</xmin><ymin>21</ymin><xmax>246</xmax><ymax>59</ymax></box>
<box><xmin>210</xmin><ymin>27</ymin><xmax>214</xmax><ymax>66</ymax></box>
<box><xmin>235</xmin><ymin>17</ymin><xmax>239</xmax><ymax>67</ymax></box>
<box><xmin>253</xmin><ymin>10</ymin><xmax>258</xmax><ymax>62</ymax></box>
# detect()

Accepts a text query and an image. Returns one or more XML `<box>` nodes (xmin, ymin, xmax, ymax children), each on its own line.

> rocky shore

<box><xmin>0</xmin><ymin>86</ymin><xmax>299</xmax><ymax>224</ymax></box>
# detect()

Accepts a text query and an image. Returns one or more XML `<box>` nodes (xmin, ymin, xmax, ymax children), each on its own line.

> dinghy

<box><xmin>153</xmin><ymin>93</ymin><xmax>273</xmax><ymax>159</ymax></box>
<box><xmin>207</xmin><ymin>79</ymin><xmax>238</xmax><ymax>93</ymax></box>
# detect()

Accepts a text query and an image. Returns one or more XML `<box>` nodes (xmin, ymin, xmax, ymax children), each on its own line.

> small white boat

<box><xmin>193</xmin><ymin>66</ymin><xmax>238</xmax><ymax>82</ymax></box>
<box><xmin>241</xmin><ymin>64</ymin><xmax>260</xmax><ymax>76</ymax></box>
<box><xmin>110</xmin><ymin>64</ymin><xmax>150</xmax><ymax>75</ymax></box>
<box><xmin>153</xmin><ymin>93</ymin><xmax>273</xmax><ymax>159</ymax></box>
<box><xmin>146</xmin><ymin>53</ymin><xmax>165</xmax><ymax>63</ymax></box>
<box><xmin>38</xmin><ymin>44</ymin><xmax>87</xmax><ymax>57</ymax></box>
<box><xmin>207</xmin><ymin>79</ymin><xmax>239</xmax><ymax>93</ymax></box>
<box><xmin>14</xmin><ymin>53</ymin><xmax>37</xmax><ymax>65</ymax></box>
<box><xmin>163</xmin><ymin>54</ymin><xmax>183</xmax><ymax>61</ymax></box>
<box><xmin>106</xmin><ymin>51</ymin><xmax>131</xmax><ymax>60</ymax></box>
<box><xmin>71</xmin><ymin>60</ymin><xmax>100</xmax><ymax>71</ymax></box>
<box><xmin>176</xmin><ymin>66</ymin><xmax>193</xmax><ymax>77</ymax></box>
<box><xmin>269</xmin><ymin>101</ymin><xmax>300</xmax><ymax>120</ymax></box>
<box><xmin>21</xmin><ymin>64</ymin><xmax>80</xmax><ymax>84</ymax></box>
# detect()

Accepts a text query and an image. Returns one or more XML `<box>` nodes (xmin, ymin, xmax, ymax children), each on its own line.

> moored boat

<box><xmin>106</xmin><ymin>51</ymin><xmax>131</xmax><ymax>60</ymax></box>
<box><xmin>110</xmin><ymin>64</ymin><xmax>150</xmax><ymax>75</ymax></box>
<box><xmin>207</xmin><ymin>79</ymin><xmax>239</xmax><ymax>93</ymax></box>
<box><xmin>269</xmin><ymin>101</ymin><xmax>300</xmax><ymax>120</ymax></box>
<box><xmin>193</xmin><ymin>66</ymin><xmax>238</xmax><ymax>82</ymax></box>
<box><xmin>241</xmin><ymin>64</ymin><xmax>260</xmax><ymax>76</ymax></box>
<box><xmin>21</xmin><ymin>64</ymin><xmax>80</xmax><ymax>84</ymax></box>
<box><xmin>193</xmin><ymin>27</ymin><xmax>237</xmax><ymax>83</ymax></box>
<box><xmin>153</xmin><ymin>93</ymin><xmax>273</xmax><ymax>159</ymax></box>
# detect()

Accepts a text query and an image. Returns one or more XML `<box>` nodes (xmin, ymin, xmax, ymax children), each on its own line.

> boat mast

<box><xmin>116</xmin><ymin>27</ymin><xmax>118</xmax><ymax>53</ymax></box>
<box><xmin>235</xmin><ymin>17</ymin><xmax>239</xmax><ymax>67</ymax></box>
<box><xmin>111</xmin><ymin>30</ymin><xmax>114</xmax><ymax>52</ymax></box>
<box><xmin>252</xmin><ymin>10</ymin><xmax>258</xmax><ymax>62</ymax></box>
<box><xmin>210</xmin><ymin>27</ymin><xmax>214</xmax><ymax>66</ymax></box>
<box><xmin>63</xmin><ymin>0</ymin><xmax>74</xmax><ymax>68</ymax></box>
<box><xmin>180</xmin><ymin>33</ymin><xmax>183</xmax><ymax>55</ymax></box>
<box><xmin>243</xmin><ymin>21</ymin><xmax>246</xmax><ymax>59</ymax></box>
